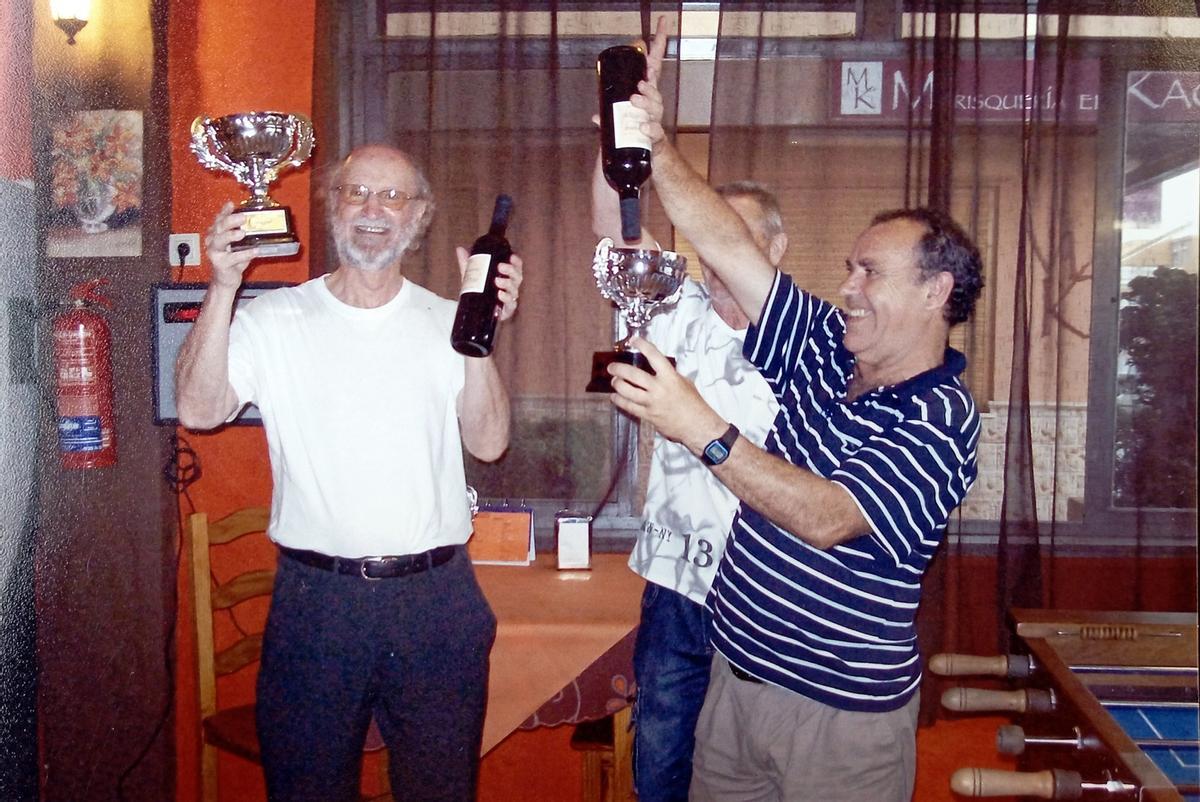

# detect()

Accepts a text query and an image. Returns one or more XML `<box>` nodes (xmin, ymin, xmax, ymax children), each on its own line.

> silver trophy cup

<box><xmin>587</xmin><ymin>237</ymin><xmax>688</xmax><ymax>393</ymax></box>
<box><xmin>190</xmin><ymin>111</ymin><xmax>315</xmax><ymax>257</ymax></box>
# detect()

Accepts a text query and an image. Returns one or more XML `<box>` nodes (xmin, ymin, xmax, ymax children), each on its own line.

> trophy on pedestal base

<box><xmin>190</xmin><ymin>111</ymin><xmax>314</xmax><ymax>258</ymax></box>
<box><xmin>586</xmin><ymin>237</ymin><xmax>688</xmax><ymax>393</ymax></box>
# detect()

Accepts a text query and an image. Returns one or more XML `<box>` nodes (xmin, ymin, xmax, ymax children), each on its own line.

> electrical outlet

<box><xmin>169</xmin><ymin>233</ymin><xmax>201</xmax><ymax>266</ymax></box>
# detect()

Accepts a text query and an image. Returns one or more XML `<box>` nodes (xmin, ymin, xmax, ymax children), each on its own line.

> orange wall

<box><xmin>168</xmin><ymin>2</ymin><xmax>315</xmax><ymax>800</ymax></box>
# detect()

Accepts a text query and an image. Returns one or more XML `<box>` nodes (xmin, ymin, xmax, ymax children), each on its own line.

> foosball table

<box><xmin>934</xmin><ymin>610</ymin><xmax>1198</xmax><ymax>800</ymax></box>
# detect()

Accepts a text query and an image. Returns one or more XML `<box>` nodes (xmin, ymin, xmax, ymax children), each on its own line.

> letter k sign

<box><xmin>841</xmin><ymin>62</ymin><xmax>883</xmax><ymax>116</ymax></box>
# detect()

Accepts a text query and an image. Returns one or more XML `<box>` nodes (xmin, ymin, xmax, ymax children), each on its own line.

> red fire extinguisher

<box><xmin>53</xmin><ymin>279</ymin><xmax>117</xmax><ymax>469</ymax></box>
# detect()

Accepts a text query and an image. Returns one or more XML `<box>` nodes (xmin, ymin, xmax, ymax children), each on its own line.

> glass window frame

<box><xmin>332</xmin><ymin>2</ymin><xmax>1199</xmax><ymax>550</ymax></box>
<box><xmin>1082</xmin><ymin>47</ymin><xmax>1198</xmax><ymax>549</ymax></box>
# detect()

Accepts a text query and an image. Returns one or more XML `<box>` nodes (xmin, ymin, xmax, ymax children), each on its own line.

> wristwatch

<box><xmin>701</xmin><ymin>423</ymin><xmax>740</xmax><ymax>466</ymax></box>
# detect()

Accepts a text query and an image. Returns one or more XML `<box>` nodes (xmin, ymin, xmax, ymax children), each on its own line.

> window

<box><xmin>328</xmin><ymin>3</ymin><xmax>1198</xmax><ymax>545</ymax></box>
<box><xmin>1086</xmin><ymin>69</ymin><xmax>1198</xmax><ymax>540</ymax></box>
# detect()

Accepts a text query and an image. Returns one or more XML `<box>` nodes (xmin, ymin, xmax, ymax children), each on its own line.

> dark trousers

<box><xmin>632</xmin><ymin>583</ymin><xmax>715</xmax><ymax>802</ymax></box>
<box><xmin>256</xmin><ymin>547</ymin><xmax>497</xmax><ymax>802</ymax></box>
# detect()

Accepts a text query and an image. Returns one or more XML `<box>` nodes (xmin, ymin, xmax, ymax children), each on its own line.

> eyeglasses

<box><xmin>333</xmin><ymin>184</ymin><xmax>427</xmax><ymax>209</ymax></box>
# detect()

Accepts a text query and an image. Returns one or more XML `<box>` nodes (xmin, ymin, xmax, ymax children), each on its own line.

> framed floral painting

<box><xmin>47</xmin><ymin>110</ymin><xmax>143</xmax><ymax>258</ymax></box>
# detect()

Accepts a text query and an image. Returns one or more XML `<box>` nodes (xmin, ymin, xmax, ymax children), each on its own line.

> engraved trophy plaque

<box><xmin>190</xmin><ymin>111</ymin><xmax>314</xmax><ymax>257</ymax></box>
<box><xmin>586</xmin><ymin>237</ymin><xmax>687</xmax><ymax>393</ymax></box>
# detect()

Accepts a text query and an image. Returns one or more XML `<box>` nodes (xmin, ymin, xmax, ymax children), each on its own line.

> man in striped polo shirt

<box><xmin>606</xmin><ymin>23</ymin><xmax>985</xmax><ymax>802</ymax></box>
<box><xmin>593</xmin><ymin>155</ymin><xmax>786</xmax><ymax>801</ymax></box>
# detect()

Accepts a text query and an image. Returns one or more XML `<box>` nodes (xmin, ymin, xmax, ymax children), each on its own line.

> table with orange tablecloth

<box><xmin>474</xmin><ymin>553</ymin><xmax>645</xmax><ymax>753</ymax></box>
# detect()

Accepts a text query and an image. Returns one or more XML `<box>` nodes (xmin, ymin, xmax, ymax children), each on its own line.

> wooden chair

<box><xmin>569</xmin><ymin>705</ymin><xmax>635</xmax><ymax>802</ymax></box>
<box><xmin>188</xmin><ymin>507</ymin><xmax>390</xmax><ymax>802</ymax></box>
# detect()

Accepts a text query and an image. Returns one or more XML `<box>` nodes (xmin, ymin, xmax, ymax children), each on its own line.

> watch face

<box><xmin>704</xmin><ymin>440</ymin><xmax>731</xmax><ymax>465</ymax></box>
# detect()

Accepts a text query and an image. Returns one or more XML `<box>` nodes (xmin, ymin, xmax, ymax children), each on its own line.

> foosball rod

<box><xmin>950</xmin><ymin>767</ymin><xmax>1139</xmax><ymax>799</ymax></box>
<box><xmin>931</xmin><ymin>652</ymin><xmax>1192</xmax><ymax>678</ymax></box>
<box><xmin>997</xmin><ymin>724</ymin><xmax>1200</xmax><ymax>754</ymax></box>
<box><xmin>1017</xmin><ymin>622</ymin><xmax>1187</xmax><ymax>640</ymax></box>
<box><xmin>930</xmin><ymin>652</ymin><xmax>1035</xmax><ymax>678</ymax></box>
<box><xmin>942</xmin><ymin>686</ymin><xmax>1056</xmax><ymax>714</ymax></box>
<box><xmin>996</xmin><ymin>725</ymin><xmax>1102</xmax><ymax>755</ymax></box>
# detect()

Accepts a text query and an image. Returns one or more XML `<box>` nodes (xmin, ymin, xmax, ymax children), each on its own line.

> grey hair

<box><xmin>715</xmin><ymin>180</ymin><xmax>785</xmax><ymax>242</ymax></box>
<box><xmin>321</xmin><ymin>146</ymin><xmax>436</xmax><ymax>255</ymax></box>
<box><xmin>871</xmin><ymin>207</ymin><xmax>984</xmax><ymax>325</ymax></box>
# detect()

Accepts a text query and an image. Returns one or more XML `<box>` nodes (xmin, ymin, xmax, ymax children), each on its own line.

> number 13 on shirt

<box><xmin>679</xmin><ymin>533</ymin><xmax>715</xmax><ymax>568</ymax></box>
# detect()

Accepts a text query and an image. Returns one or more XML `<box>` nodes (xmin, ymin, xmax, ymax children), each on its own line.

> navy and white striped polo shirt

<box><xmin>707</xmin><ymin>271</ymin><xmax>980</xmax><ymax>713</ymax></box>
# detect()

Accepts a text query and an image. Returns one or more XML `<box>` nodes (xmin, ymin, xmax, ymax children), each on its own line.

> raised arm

<box><xmin>610</xmin><ymin>338</ymin><xmax>870</xmax><ymax>549</ymax></box>
<box><xmin>175</xmin><ymin>203</ymin><xmax>258</xmax><ymax>430</ymax></box>
<box><xmin>458</xmin><ymin>355</ymin><xmax>511</xmax><ymax>461</ymax></box>
<box><xmin>631</xmin><ymin>20</ymin><xmax>776</xmax><ymax>325</ymax></box>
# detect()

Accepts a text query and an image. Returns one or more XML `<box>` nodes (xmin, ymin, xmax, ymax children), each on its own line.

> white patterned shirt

<box><xmin>630</xmin><ymin>278</ymin><xmax>779</xmax><ymax>604</ymax></box>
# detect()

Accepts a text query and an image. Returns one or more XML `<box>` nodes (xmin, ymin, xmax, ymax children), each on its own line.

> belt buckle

<box><xmin>359</xmin><ymin>557</ymin><xmax>387</xmax><ymax>581</ymax></box>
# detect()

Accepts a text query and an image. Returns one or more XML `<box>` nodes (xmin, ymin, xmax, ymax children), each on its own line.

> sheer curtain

<box><xmin>312</xmin><ymin>4</ymin><xmax>1197</xmax><ymax>660</ymax></box>
<box><xmin>315</xmin><ymin>2</ymin><xmax>685</xmax><ymax>540</ymax></box>
<box><xmin>704</xmin><ymin>3</ymin><xmax>1198</xmax><ymax>723</ymax></box>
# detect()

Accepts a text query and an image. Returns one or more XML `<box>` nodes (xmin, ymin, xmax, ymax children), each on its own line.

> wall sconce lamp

<box><xmin>50</xmin><ymin>0</ymin><xmax>91</xmax><ymax>45</ymax></box>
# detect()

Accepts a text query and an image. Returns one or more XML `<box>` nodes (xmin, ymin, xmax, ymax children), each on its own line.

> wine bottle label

<box><xmin>460</xmin><ymin>253</ymin><xmax>491</xmax><ymax>295</ymax></box>
<box><xmin>612</xmin><ymin>101</ymin><xmax>651</xmax><ymax>151</ymax></box>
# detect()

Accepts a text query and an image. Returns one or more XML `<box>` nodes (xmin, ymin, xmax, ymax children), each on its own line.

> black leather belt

<box><xmin>728</xmin><ymin>662</ymin><xmax>764</xmax><ymax>684</ymax></box>
<box><xmin>279</xmin><ymin>544</ymin><xmax>456</xmax><ymax>580</ymax></box>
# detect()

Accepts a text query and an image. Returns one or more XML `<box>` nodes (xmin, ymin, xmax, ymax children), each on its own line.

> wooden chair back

<box><xmin>187</xmin><ymin>507</ymin><xmax>392</xmax><ymax>801</ymax></box>
<box><xmin>187</xmin><ymin>506</ymin><xmax>272</xmax><ymax>801</ymax></box>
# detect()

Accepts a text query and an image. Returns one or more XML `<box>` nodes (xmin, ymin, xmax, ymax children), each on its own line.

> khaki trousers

<box><xmin>690</xmin><ymin>655</ymin><xmax>919</xmax><ymax>802</ymax></box>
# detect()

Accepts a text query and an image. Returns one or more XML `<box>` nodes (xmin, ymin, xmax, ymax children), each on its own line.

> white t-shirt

<box><xmin>630</xmin><ymin>278</ymin><xmax>779</xmax><ymax>604</ymax></box>
<box><xmin>226</xmin><ymin>276</ymin><xmax>471</xmax><ymax>557</ymax></box>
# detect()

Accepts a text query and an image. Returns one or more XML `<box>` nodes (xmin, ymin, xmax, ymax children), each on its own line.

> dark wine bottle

<box><xmin>598</xmin><ymin>45</ymin><xmax>651</xmax><ymax>242</ymax></box>
<box><xmin>451</xmin><ymin>193</ymin><xmax>514</xmax><ymax>358</ymax></box>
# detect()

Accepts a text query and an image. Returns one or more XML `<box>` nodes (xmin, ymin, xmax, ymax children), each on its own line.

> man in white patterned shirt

<box><xmin>592</xmin><ymin>161</ymin><xmax>785</xmax><ymax>802</ymax></box>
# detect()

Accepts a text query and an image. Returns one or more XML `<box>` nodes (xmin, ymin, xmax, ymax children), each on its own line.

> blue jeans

<box><xmin>632</xmin><ymin>583</ymin><xmax>715</xmax><ymax>802</ymax></box>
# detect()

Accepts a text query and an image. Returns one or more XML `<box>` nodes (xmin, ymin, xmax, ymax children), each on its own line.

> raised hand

<box><xmin>608</xmin><ymin>336</ymin><xmax>726</xmax><ymax>452</ymax></box>
<box><xmin>631</xmin><ymin>16</ymin><xmax>670</xmax><ymax>149</ymax></box>
<box><xmin>455</xmin><ymin>247</ymin><xmax>524</xmax><ymax>323</ymax></box>
<box><xmin>204</xmin><ymin>201</ymin><xmax>261</xmax><ymax>290</ymax></box>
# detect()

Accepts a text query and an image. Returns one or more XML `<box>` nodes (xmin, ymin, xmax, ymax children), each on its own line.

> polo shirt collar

<box><xmin>844</xmin><ymin>347</ymin><xmax>967</xmax><ymax>400</ymax></box>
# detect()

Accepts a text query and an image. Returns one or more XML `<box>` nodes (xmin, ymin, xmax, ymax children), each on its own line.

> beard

<box><xmin>332</xmin><ymin>214</ymin><xmax>421</xmax><ymax>273</ymax></box>
<box><xmin>334</xmin><ymin>234</ymin><xmax>405</xmax><ymax>273</ymax></box>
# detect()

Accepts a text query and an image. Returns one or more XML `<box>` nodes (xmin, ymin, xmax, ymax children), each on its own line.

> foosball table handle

<box><xmin>941</xmin><ymin>686</ymin><xmax>1056</xmax><ymax>714</ymax></box>
<box><xmin>930</xmin><ymin>653</ymin><xmax>1034</xmax><ymax>678</ymax></box>
<box><xmin>996</xmin><ymin>724</ymin><xmax>1103</xmax><ymax>756</ymax></box>
<box><xmin>996</xmin><ymin>724</ymin><xmax>1028</xmax><ymax>755</ymax></box>
<box><xmin>950</xmin><ymin>768</ymin><xmax>1083</xmax><ymax>799</ymax></box>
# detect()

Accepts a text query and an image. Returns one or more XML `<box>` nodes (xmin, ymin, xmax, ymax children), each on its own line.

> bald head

<box><xmin>332</xmin><ymin>146</ymin><xmax>432</xmax><ymax>199</ymax></box>
<box><xmin>327</xmin><ymin>144</ymin><xmax>436</xmax><ymax>272</ymax></box>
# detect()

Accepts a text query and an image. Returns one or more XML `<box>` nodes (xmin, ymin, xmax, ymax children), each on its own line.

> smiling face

<box><xmin>839</xmin><ymin>217</ymin><xmax>950</xmax><ymax>383</ymax></box>
<box><xmin>329</xmin><ymin>147</ymin><xmax>431</xmax><ymax>273</ymax></box>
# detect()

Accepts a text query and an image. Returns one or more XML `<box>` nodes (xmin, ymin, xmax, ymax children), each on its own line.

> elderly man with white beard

<box><xmin>175</xmin><ymin>144</ymin><xmax>523</xmax><ymax>802</ymax></box>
